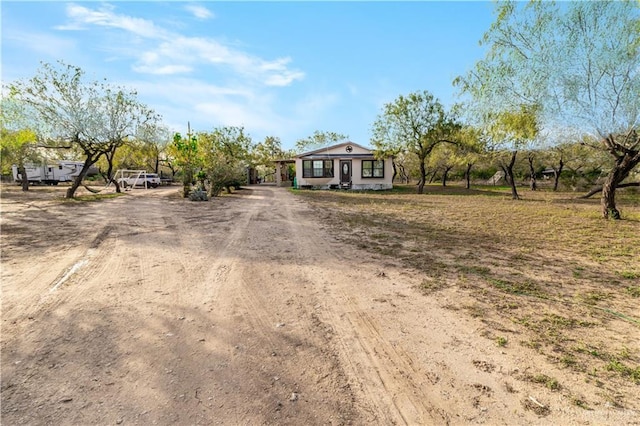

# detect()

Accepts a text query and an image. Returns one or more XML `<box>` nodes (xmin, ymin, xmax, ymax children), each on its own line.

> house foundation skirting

<box><xmin>299</xmin><ymin>183</ymin><xmax>392</xmax><ymax>191</ymax></box>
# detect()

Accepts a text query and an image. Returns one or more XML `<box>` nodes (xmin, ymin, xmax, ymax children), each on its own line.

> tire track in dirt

<box><xmin>331</xmin><ymin>289</ymin><xmax>451</xmax><ymax>424</ymax></box>
<box><xmin>4</xmin><ymin>222</ymin><xmax>118</xmax><ymax>325</ymax></box>
<box><xmin>197</xmin><ymin>190</ymin><xmax>286</xmax><ymax>351</ymax></box>
<box><xmin>271</xmin><ymin>187</ymin><xmax>448</xmax><ymax>425</ymax></box>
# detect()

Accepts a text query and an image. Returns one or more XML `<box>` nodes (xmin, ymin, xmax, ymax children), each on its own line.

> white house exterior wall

<box><xmin>295</xmin><ymin>143</ymin><xmax>393</xmax><ymax>190</ymax></box>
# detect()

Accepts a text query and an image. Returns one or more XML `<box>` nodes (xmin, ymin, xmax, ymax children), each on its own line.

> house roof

<box><xmin>297</xmin><ymin>141</ymin><xmax>373</xmax><ymax>158</ymax></box>
<box><xmin>300</xmin><ymin>154</ymin><xmax>377</xmax><ymax>159</ymax></box>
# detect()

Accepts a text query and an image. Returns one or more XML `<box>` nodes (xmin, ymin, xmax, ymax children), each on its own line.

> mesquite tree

<box><xmin>199</xmin><ymin>126</ymin><xmax>252</xmax><ymax>197</ymax></box>
<box><xmin>7</xmin><ymin>61</ymin><xmax>158</xmax><ymax>198</ymax></box>
<box><xmin>456</xmin><ymin>1</ymin><xmax>639</xmax><ymax>218</ymax></box>
<box><xmin>171</xmin><ymin>127</ymin><xmax>200</xmax><ymax>198</ymax></box>
<box><xmin>371</xmin><ymin>91</ymin><xmax>460</xmax><ymax>194</ymax></box>
<box><xmin>0</xmin><ymin>99</ymin><xmax>40</xmax><ymax>191</ymax></box>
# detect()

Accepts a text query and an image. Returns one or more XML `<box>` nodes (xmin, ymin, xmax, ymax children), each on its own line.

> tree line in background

<box><xmin>1</xmin><ymin>1</ymin><xmax>638</xmax><ymax>218</ymax></box>
<box><xmin>373</xmin><ymin>0</ymin><xmax>638</xmax><ymax>219</ymax></box>
<box><xmin>0</xmin><ymin>61</ymin><xmax>296</xmax><ymax>200</ymax></box>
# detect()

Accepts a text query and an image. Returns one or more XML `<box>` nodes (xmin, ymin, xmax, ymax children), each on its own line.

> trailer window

<box><xmin>59</xmin><ymin>165</ymin><xmax>63</xmax><ymax>170</ymax></box>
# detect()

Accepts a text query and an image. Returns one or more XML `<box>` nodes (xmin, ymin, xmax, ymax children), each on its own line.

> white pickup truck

<box><xmin>117</xmin><ymin>172</ymin><xmax>161</xmax><ymax>188</ymax></box>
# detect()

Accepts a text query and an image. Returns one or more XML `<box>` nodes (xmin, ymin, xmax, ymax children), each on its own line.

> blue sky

<box><xmin>1</xmin><ymin>1</ymin><xmax>495</xmax><ymax>150</ymax></box>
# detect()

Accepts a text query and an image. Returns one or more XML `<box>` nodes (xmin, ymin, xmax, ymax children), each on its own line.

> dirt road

<box><xmin>1</xmin><ymin>185</ymin><xmax>637</xmax><ymax>425</ymax></box>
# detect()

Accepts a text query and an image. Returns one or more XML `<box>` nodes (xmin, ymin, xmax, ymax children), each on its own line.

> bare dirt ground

<box><xmin>1</xmin><ymin>184</ymin><xmax>638</xmax><ymax>425</ymax></box>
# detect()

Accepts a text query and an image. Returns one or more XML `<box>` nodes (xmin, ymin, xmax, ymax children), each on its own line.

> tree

<box><xmin>199</xmin><ymin>126</ymin><xmax>252</xmax><ymax>197</ymax></box>
<box><xmin>0</xmin><ymin>128</ymin><xmax>38</xmax><ymax>191</ymax></box>
<box><xmin>295</xmin><ymin>130</ymin><xmax>348</xmax><ymax>153</ymax></box>
<box><xmin>170</xmin><ymin>125</ymin><xmax>200</xmax><ymax>198</ymax></box>
<box><xmin>458</xmin><ymin>127</ymin><xmax>486</xmax><ymax>190</ymax></box>
<box><xmin>456</xmin><ymin>1</ymin><xmax>640</xmax><ymax>218</ymax></box>
<box><xmin>251</xmin><ymin>136</ymin><xmax>288</xmax><ymax>182</ymax></box>
<box><xmin>6</xmin><ymin>61</ymin><xmax>157</xmax><ymax>198</ymax></box>
<box><xmin>489</xmin><ymin>106</ymin><xmax>539</xmax><ymax>199</ymax></box>
<box><xmin>427</xmin><ymin>143</ymin><xmax>459</xmax><ymax>187</ymax></box>
<box><xmin>96</xmin><ymin>88</ymin><xmax>159</xmax><ymax>193</ymax></box>
<box><xmin>543</xmin><ymin>143</ymin><xmax>569</xmax><ymax>192</ymax></box>
<box><xmin>371</xmin><ymin>90</ymin><xmax>460</xmax><ymax>194</ymax></box>
<box><xmin>0</xmin><ymin>99</ymin><xmax>40</xmax><ymax>191</ymax></box>
<box><xmin>427</xmin><ymin>124</ymin><xmax>485</xmax><ymax>189</ymax></box>
<box><xmin>134</xmin><ymin>123</ymin><xmax>171</xmax><ymax>175</ymax></box>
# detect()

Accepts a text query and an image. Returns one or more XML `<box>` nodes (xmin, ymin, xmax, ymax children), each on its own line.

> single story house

<box><xmin>294</xmin><ymin>142</ymin><xmax>393</xmax><ymax>190</ymax></box>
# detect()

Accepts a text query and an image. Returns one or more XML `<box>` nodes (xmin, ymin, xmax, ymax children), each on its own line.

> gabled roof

<box><xmin>297</xmin><ymin>141</ymin><xmax>372</xmax><ymax>158</ymax></box>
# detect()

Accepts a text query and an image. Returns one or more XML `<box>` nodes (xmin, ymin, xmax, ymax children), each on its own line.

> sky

<box><xmin>1</xmin><ymin>1</ymin><xmax>496</xmax><ymax>150</ymax></box>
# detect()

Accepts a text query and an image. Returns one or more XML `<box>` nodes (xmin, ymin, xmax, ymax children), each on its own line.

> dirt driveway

<box><xmin>1</xmin><ymin>185</ymin><xmax>637</xmax><ymax>425</ymax></box>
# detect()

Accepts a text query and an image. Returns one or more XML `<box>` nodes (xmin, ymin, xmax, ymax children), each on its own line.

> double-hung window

<box><xmin>302</xmin><ymin>160</ymin><xmax>334</xmax><ymax>178</ymax></box>
<box><xmin>361</xmin><ymin>160</ymin><xmax>384</xmax><ymax>178</ymax></box>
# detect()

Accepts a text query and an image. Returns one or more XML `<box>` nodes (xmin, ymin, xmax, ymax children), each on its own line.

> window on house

<box><xmin>362</xmin><ymin>160</ymin><xmax>384</xmax><ymax>178</ymax></box>
<box><xmin>302</xmin><ymin>160</ymin><xmax>334</xmax><ymax>178</ymax></box>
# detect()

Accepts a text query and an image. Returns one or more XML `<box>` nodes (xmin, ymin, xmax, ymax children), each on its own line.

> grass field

<box><xmin>294</xmin><ymin>183</ymin><xmax>640</xmax><ymax>409</ymax></box>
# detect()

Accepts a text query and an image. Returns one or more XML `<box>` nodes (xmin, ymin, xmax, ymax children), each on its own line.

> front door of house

<box><xmin>340</xmin><ymin>160</ymin><xmax>351</xmax><ymax>185</ymax></box>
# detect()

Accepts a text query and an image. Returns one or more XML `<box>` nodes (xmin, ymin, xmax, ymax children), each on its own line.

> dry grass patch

<box><xmin>294</xmin><ymin>184</ymin><xmax>640</xmax><ymax>407</ymax></box>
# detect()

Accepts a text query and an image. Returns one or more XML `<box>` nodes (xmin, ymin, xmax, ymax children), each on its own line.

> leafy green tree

<box><xmin>97</xmin><ymin>88</ymin><xmax>159</xmax><ymax>193</ymax></box>
<box><xmin>427</xmin><ymin>125</ymin><xmax>485</xmax><ymax>188</ymax></box>
<box><xmin>170</xmin><ymin>127</ymin><xmax>200</xmax><ymax>198</ymax></box>
<box><xmin>459</xmin><ymin>127</ymin><xmax>486</xmax><ymax>190</ymax></box>
<box><xmin>0</xmin><ymin>128</ymin><xmax>38</xmax><ymax>191</ymax></box>
<box><xmin>427</xmin><ymin>143</ymin><xmax>459</xmax><ymax>187</ymax></box>
<box><xmin>199</xmin><ymin>126</ymin><xmax>252</xmax><ymax>197</ymax></box>
<box><xmin>456</xmin><ymin>1</ymin><xmax>639</xmax><ymax>218</ymax></box>
<box><xmin>6</xmin><ymin>61</ymin><xmax>158</xmax><ymax>198</ymax></box>
<box><xmin>253</xmin><ymin>136</ymin><xmax>284</xmax><ymax>164</ymax></box>
<box><xmin>295</xmin><ymin>130</ymin><xmax>348</xmax><ymax>153</ymax></box>
<box><xmin>542</xmin><ymin>143</ymin><xmax>568</xmax><ymax>192</ymax></box>
<box><xmin>135</xmin><ymin>123</ymin><xmax>172</xmax><ymax>175</ymax></box>
<box><xmin>251</xmin><ymin>136</ymin><xmax>289</xmax><ymax>182</ymax></box>
<box><xmin>488</xmin><ymin>106</ymin><xmax>539</xmax><ymax>199</ymax></box>
<box><xmin>371</xmin><ymin>90</ymin><xmax>461</xmax><ymax>194</ymax></box>
<box><xmin>0</xmin><ymin>99</ymin><xmax>40</xmax><ymax>191</ymax></box>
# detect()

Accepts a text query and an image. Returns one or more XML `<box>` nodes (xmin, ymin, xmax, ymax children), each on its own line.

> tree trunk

<box><xmin>154</xmin><ymin>149</ymin><xmax>160</xmax><ymax>174</ymax></box>
<box><xmin>465</xmin><ymin>162</ymin><xmax>473</xmax><ymax>189</ymax></box>
<box><xmin>553</xmin><ymin>156</ymin><xmax>564</xmax><ymax>191</ymax></box>
<box><xmin>182</xmin><ymin>169</ymin><xmax>193</xmax><ymax>198</ymax></box>
<box><xmin>428</xmin><ymin>168</ymin><xmax>438</xmax><ymax>184</ymax></box>
<box><xmin>528</xmin><ymin>153</ymin><xmax>537</xmax><ymax>191</ymax></box>
<box><xmin>391</xmin><ymin>159</ymin><xmax>398</xmax><ymax>183</ymax></box>
<box><xmin>601</xmin><ymin>177</ymin><xmax>620</xmax><ymax>219</ymax></box>
<box><xmin>580</xmin><ymin>182</ymin><xmax>639</xmax><ymax>199</ymax></box>
<box><xmin>18</xmin><ymin>165</ymin><xmax>29</xmax><ymax>191</ymax></box>
<box><xmin>104</xmin><ymin>148</ymin><xmax>121</xmax><ymax>193</ymax></box>
<box><xmin>398</xmin><ymin>164</ymin><xmax>409</xmax><ymax>184</ymax></box>
<box><xmin>500</xmin><ymin>165</ymin><xmax>510</xmax><ymax>186</ymax></box>
<box><xmin>442</xmin><ymin>166</ymin><xmax>453</xmax><ymax>187</ymax></box>
<box><xmin>600</xmin><ymin>133</ymin><xmax>640</xmax><ymax>219</ymax></box>
<box><xmin>66</xmin><ymin>154</ymin><xmax>100</xmax><ymax>198</ymax></box>
<box><xmin>506</xmin><ymin>151</ymin><xmax>519</xmax><ymax>200</ymax></box>
<box><xmin>601</xmin><ymin>156</ymin><xmax>640</xmax><ymax>219</ymax></box>
<box><xmin>417</xmin><ymin>160</ymin><xmax>426</xmax><ymax>194</ymax></box>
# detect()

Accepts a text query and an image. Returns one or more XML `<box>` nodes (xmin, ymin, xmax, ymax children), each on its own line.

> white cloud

<box><xmin>133</xmin><ymin>64</ymin><xmax>193</xmax><ymax>75</ymax></box>
<box><xmin>127</xmin><ymin>77</ymin><xmax>320</xmax><ymax>143</ymax></box>
<box><xmin>57</xmin><ymin>3</ymin><xmax>304</xmax><ymax>85</ymax></box>
<box><xmin>60</xmin><ymin>3</ymin><xmax>165</xmax><ymax>39</ymax></box>
<box><xmin>39</xmin><ymin>4</ymin><xmax>317</xmax><ymax>144</ymax></box>
<box><xmin>185</xmin><ymin>4</ymin><xmax>214</xmax><ymax>20</ymax></box>
<box><xmin>264</xmin><ymin>71</ymin><xmax>306</xmax><ymax>87</ymax></box>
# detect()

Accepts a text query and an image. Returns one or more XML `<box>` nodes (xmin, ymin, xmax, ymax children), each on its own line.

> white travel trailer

<box><xmin>12</xmin><ymin>161</ymin><xmax>97</xmax><ymax>185</ymax></box>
